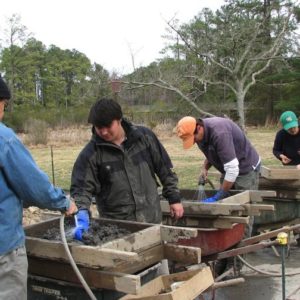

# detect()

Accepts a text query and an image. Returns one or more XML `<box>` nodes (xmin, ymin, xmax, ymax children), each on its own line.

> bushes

<box><xmin>3</xmin><ymin>110</ymin><xmax>29</xmax><ymax>132</ymax></box>
<box><xmin>3</xmin><ymin>105</ymin><xmax>179</xmax><ymax>133</ymax></box>
<box><xmin>24</xmin><ymin>119</ymin><xmax>48</xmax><ymax>145</ymax></box>
<box><xmin>3</xmin><ymin>106</ymin><xmax>90</xmax><ymax>132</ymax></box>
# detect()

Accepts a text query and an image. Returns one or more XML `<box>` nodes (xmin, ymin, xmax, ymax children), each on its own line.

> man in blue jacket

<box><xmin>0</xmin><ymin>75</ymin><xmax>78</xmax><ymax>300</ymax></box>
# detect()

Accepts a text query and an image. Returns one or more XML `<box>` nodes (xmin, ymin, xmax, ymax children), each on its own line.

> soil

<box><xmin>23</xmin><ymin>204</ymin><xmax>130</xmax><ymax>246</ymax></box>
<box><xmin>42</xmin><ymin>218</ymin><xmax>131</xmax><ymax>246</ymax></box>
<box><xmin>23</xmin><ymin>204</ymin><xmax>99</xmax><ymax>227</ymax></box>
<box><xmin>23</xmin><ymin>207</ymin><xmax>44</xmax><ymax>226</ymax></box>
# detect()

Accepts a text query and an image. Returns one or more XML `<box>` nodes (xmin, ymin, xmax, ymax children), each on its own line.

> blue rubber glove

<box><xmin>73</xmin><ymin>209</ymin><xmax>90</xmax><ymax>241</ymax></box>
<box><xmin>202</xmin><ymin>189</ymin><xmax>230</xmax><ymax>203</ymax></box>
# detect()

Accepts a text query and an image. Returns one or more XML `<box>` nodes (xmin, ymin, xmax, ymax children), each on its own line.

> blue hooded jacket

<box><xmin>0</xmin><ymin>123</ymin><xmax>70</xmax><ymax>255</ymax></box>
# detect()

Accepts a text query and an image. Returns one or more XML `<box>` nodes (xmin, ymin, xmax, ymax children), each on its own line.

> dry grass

<box><xmin>23</xmin><ymin>125</ymin><xmax>280</xmax><ymax>191</ymax></box>
<box><xmin>48</xmin><ymin>126</ymin><xmax>92</xmax><ymax>146</ymax></box>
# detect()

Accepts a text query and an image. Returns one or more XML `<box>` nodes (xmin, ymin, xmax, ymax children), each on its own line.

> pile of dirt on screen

<box><xmin>42</xmin><ymin>218</ymin><xmax>131</xmax><ymax>246</ymax></box>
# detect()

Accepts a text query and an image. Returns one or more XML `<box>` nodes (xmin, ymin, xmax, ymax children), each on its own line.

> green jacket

<box><xmin>70</xmin><ymin>119</ymin><xmax>181</xmax><ymax>223</ymax></box>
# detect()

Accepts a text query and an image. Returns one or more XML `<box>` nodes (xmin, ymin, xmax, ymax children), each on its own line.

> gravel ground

<box><xmin>203</xmin><ymin>241</ymin><xmax>300</xmax><ymax>300</ymax></box>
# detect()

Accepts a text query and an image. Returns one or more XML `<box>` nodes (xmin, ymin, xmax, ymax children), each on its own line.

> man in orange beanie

<box><xmin>176</xmin><ymin>116</ymin><xmax>260</xmax><ymax>203</ymax></box>
<box><xmin>177</xmin><ymin>115</ymin><xmax>261</xmax><ymax>276</ymax></box>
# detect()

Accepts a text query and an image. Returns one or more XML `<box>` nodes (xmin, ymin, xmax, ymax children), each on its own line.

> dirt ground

<box><xmin>203</xmin><ymin>241</ymin><xmax>300</xmax><ymax>300</ymax></box>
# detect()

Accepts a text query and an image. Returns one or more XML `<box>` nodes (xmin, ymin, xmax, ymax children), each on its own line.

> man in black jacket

<box><xmin>71</xmin><ymin>98</ymin><xmax>184</xmax><ymax>240</ymax></box>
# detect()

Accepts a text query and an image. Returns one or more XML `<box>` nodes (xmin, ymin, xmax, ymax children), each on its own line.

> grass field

<box><xmin>26</xmin><ymin>126</ymin><xmax>280</xmax><ymax>191</ymax></box>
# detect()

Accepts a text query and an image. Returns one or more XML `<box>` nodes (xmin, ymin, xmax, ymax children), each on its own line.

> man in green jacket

<box><xmin>71</xmin><ymin>98</ymin><xmax>183</xmax><ymax>239</ymax></box>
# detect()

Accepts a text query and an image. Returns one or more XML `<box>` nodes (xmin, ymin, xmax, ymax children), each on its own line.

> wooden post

<box><xmin>50</xmin><ymin>145</ymin><xmax>55</xmax><ymax>185</ymax></box>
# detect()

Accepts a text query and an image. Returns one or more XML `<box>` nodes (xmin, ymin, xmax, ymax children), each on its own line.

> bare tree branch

<box><xmin>120</xmin><ymin>78</ymin><xmax>215</xmax><ymax>117</ymax></box>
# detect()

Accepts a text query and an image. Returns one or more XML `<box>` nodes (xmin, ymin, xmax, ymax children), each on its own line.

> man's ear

<box><xmin>197</xmin><ymin>124</ymin><xmax>205</xmax><ymax>138</ymax></box>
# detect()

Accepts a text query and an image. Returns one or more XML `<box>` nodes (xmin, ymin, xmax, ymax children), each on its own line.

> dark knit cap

<box><xmin>0</xmin><ymin>75</ymin><xmax>11</xmax><ymax>100</ymax></box>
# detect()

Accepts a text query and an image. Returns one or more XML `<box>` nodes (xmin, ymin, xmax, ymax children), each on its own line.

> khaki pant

<box><xmin>233</xmin><ymin>167</ymin><xmax>260</xmax><ymax>190</ymax></box>
<box><xmin>219</xmin><ymin>166</ymin><xmax>260</xmax><ymax>274</ymax></box>
<box><xmin>221</xmin><ymin>166</ymin><xmax>260</xmax><ymax>238</ymax></box>
<box><xmin>0</xmin><ymin>246</ymin><xmax>28</xmax><ymax>300</ymax></box>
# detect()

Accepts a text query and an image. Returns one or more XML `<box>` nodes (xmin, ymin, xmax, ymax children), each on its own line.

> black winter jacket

<box><xmin>70</xmin><ymin>119</ymin><xmax>181</xmax><ymax>223</ymax></box>
<box><xmin>273</xmin><ymin>125</ymin><xmax>300</xmax><ymax>165</ymax></box>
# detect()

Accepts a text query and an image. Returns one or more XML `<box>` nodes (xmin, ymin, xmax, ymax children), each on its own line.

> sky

<box><xmin>0</xmin><ymin>0</ymin><xmax>225</xmax><ymax>75</ymax></box>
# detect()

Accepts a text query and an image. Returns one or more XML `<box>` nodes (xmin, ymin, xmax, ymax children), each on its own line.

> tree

<box><xmin>272</xmin><ymin>57</ymin><xmax>300</xmax><ymax>112</ymax></box>
<box><xmin>164</xmin><ymin>0</ymin><xmax>298</xmax><ymax>129</ymax></box>
<box><xmin>121</xmin><ymin>1</ymin><xmax>299</xmax><ymax>128</ymax></box>
<box><xmin>88</xmin><ymin>63</ymin><xmax>112</xmax><ymax>102</ymax></box>
<box><xmin>0</xmin><ymin>14</ymin><xmax>31</xmax><ymax>110</ymax></box>
<box><xmin>17</xmin><ymin>38</ymin><xmax>47</xmax><ymax>106</ymax></box>
<box><xmin>121</xmin><ymin>59</ymin><xmax>214</xmax><ymax>117</ymax></box>
<box><xmin>44</xmin><ymin>46</ymin><xmax>91</xmax><ymax>108</ymax></box>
